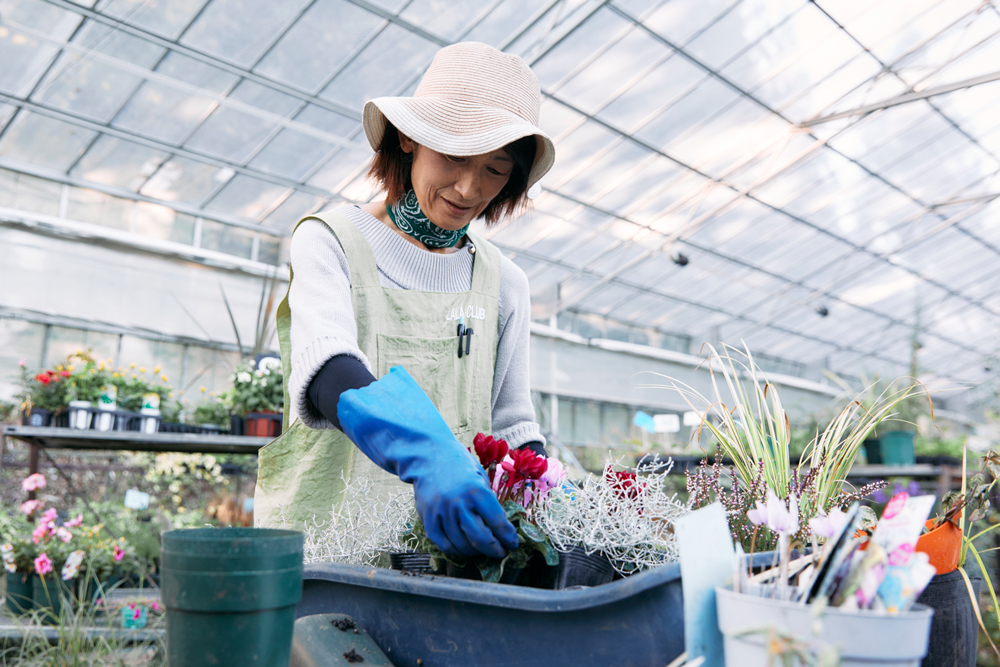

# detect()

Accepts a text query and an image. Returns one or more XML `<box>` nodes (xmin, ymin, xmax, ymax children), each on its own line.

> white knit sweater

<box><xmin>286</xmin><ymin>205</ymin><xmax>544</xmax><ymax>448</ymax></box>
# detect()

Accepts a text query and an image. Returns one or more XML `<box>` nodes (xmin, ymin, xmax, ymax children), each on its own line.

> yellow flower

<box><xmin>161</xmin><ymin>375</ymin><xmax>169</xmax><ymax>382</ymax></box>
<box><xmin>112</xmin><ymin>372</ymin><xmax>120</xmax><ymax>378</ymax></box>
<box><xmin>98</xmin><ymin>362</ymin><xmax>105</xmax><ymax>371</ymax></box>
<box><xmin>107</xmin><ymin>358</ymin><xmax>113</xmax><ymax>365</ymax></box>
<box><xmin>200</xmin><ymin>386</ymin><xmax>207</xmax><ymax>393</ymax></box>
<box><xmin>132</xmin><ymin>374</ymin><xmax>138</xmax><ymax>380</ymax></box>
<box><xmin>139</xmin><ymin>367</ymin><xmax>146</xmax><ymax>373</ymax></box>
<box><xmin>75</xmin><ymin>349</ymin><xmax>82</xmax><ymax>355</ymax></box>
<box><xmin>66</xmin><ymin>364</ymin><xmax>74</xmax><ymax>372</ymax></box>
<box><xmin>56</xmin><ymin>365</ymin><xmax>64</xmax><ymax>371</ymax></box>
<box><xmin>153</xmin><ymin>365</ymin><xmax>161</xmax><ymax>374</ymax></box>
<box><xmin>130</xmin><ymin>363</ymin><xmax>136</xmax><ymax>369</ymax></box>
<box><xmin>168</xmin><ymin>392</ymin><xmax>174</xmax><ymax>398</ymax></box>
<box><xmin>209</xmin><ymin>392</ymin><xmax>215</xmax><ymax>397</ymax></box>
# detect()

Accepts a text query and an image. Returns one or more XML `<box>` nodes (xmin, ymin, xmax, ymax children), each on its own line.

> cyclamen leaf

<box><xmin>541</xmin><ymin>542</ymin><xmax>559</xmax><ymax>566</ymax></box>
<box><xmin>478</xmin><ymin>558</ymin><xmax>504</xmax><ymax>583</ymax></box>
<box><xmin>519</xmin><ymin>522</ymin><xmax>546</xmax><ymax>544</ymax></box>
<box><xmin>507</xmin><ymin>548</ymin><xmax>530</xmax><ymax>569</ymax></box>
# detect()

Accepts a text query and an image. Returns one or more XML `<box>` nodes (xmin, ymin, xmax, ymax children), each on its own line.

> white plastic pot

<box><xmin>67</xmin><ymin>401</ymin><xmax>93</xmax><ymax>429</ymax></box>
<box><xmin>95</xmin><ymin>408</ymin><xmax>114</xmax><ymax>432</ymax></box>
<box><xmin>716</xmin><ymin>586</ymin><xmax>933</xmax><ymax>666</ymax></box>
<box><xmin>139</xmin><ymin>408</ymin><xmax>160</xmax><ymax>434</ymax></box>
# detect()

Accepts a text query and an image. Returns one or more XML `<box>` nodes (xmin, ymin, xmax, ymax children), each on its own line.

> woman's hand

<box><xmin>338</xmin><ymin>366</ymin><xmax>518</xmax><ymax>558</ymax></box>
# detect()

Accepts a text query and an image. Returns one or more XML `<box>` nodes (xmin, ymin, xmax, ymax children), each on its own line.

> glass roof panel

<box><xmin>252</xmin><ymin>0</ymin><xmax>384</xmax><ymax>94</ymax></box>
<box><xmin>779</xmin><ymin>51</ymin><xmax>883</xmax><ymax>122</ymax></box>
<box><xmin>112</xmin><ymin>51</ymin><xmax>239</xmax><ymax>144</ymax></box>
<box><xmin>461</xmin><ymin>0</ymin><xmax>548</xmax><ymax>47</ymax></box>
<box><xmin>70</xmin><ymin>135</ymin><xmax>169</xmax><ymax>190</ymax></box>
<box><xmin>633</xmin><ymin>76</ymin><xmax>742</xmax><ymax>150</ymax></box>
<box><xmin>592</xmin><ymin>155</ymin><xmax>687</xmax><ymax>214</ymax></box>
<box><xmin>179</xmin><ymin>0</ymin><xmax>314</xmax><ymax>68</ymax></box>
<box><xmin>554</xmin><ymin>27</ymin><xmax>671</xmax><ymax>115</ymax></box>
<box><xmin>398</xmin><ymin>0</ymin><xmax>498</xmax><ymax>42</ymax></box>
<box><xmin>641</xmin><ymin>0</ymin><xmax>741</xmax><ymax>46</ymax></box>
<box><xmin>139</xmin><ymin>156</ymin><xmax>221</xmax><ymax>204</ymax></box>
<box><xmin>531</xmin><ymin>7</ymin><xmax>632</xmax><ymax>91</ymax></box>
<box><xmin>96</xmin><ymin>0</ymin><xmax>209</xmax><ymax>39</ymax></box>
<box><xmin>203</xmin><ymin>174</ymin><xmax>288</xmax><ymax>220</ymax></box>
<box><xmin>682</xmin><ymin>0</ymin><xmax>807</xmax><ymax>71</ymax></box>
<box><xmin>305</xmin><ymin>147</ymin><xmax>372</xmax><ymax>192</ymax></box>
<box><xmin>556</xmin><ymin>140</ymin><xmax>655</xmax><ymax>200</ymax></box>
<box><xmin>319</xmin><ymin>23</ymin><xmax>439</xmax><ymax>110</ymax></box>
<box><xmin>596</xmin><ymin>52</ymin><xmax>706</xmax><ymax>134</ymax></box>
<box><xmin>541</xmin><ymin>120</ymin><xmax>622</xmax><ymax>188</ymax></box>
<box><xmin>0</xmin><ymin>1</ymin><xmax>82</xmax><ymax>97</ymax></box>
<box><xmin>0</xmin><ymin>110</ymin><xmax>98</xmax><ymax>171</ymax></box>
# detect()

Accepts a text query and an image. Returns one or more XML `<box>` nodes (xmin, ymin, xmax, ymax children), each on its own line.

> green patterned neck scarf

<box><xmin>387</xmin><ymin>190</ymin><xmax>470</xmax><ymax>249</ymax></box>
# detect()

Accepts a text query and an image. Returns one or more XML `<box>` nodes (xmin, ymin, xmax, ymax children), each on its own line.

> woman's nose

<box><xmin>453</xmin><ymin>169</ymin><xmax>480</xmax><ymax>200</ymax></box>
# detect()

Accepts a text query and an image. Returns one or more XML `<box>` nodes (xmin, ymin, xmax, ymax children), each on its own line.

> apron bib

<box><xmin>254</xmin><ymin>211</ymin><xmax>501</xmax><ymax>530</ymax></box>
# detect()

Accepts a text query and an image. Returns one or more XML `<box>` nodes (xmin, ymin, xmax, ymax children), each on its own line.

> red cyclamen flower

<box><xmin>501</xmin><ymin>449</ymin><xmax>548</xmax><ymax>488</ymax></box>
<box><xmin>472</xmin><ymin>433</ymin><xmax>509</xmax><ymax>468</ymax></box>
<box><xmin>605</xmin><ymin>469</ymin><xmax>645</xmax><ymax>503</ymax></box>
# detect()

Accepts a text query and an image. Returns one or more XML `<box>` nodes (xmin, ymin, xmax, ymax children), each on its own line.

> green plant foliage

<box><xmin>227</xmin><ymin>358</ymin><xmax>283</xmax><ymax>416</ymax></box>
<box><xmin>193</xmin><ymin>398</ymin><xmax>231</xmax><ymax>427</ymax></box>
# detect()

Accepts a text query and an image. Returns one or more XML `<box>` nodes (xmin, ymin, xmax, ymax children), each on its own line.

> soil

<box><xmin>343</xmin><ymin>648</ymin><xmax>364</xmax><ymax>663</ymax></box>
<box><xmin>332</xmin><ymin>617</ymin><xmax>356</xmax><ymax>631</ymax></box>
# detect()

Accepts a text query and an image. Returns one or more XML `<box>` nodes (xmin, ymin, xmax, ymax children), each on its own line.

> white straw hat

<box><xmin>363</xmin><ymin>42</ymin><xmax>555</xmax><ymax>189</ymax></box>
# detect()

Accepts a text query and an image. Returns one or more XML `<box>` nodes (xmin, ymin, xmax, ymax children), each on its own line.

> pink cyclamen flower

<box><xmin>133</xmin><ymin>607</ymin><xmax>142</xmax><ymax>620</ymax></box>
<box><xmin>113</xmin><ymin>544</ymin><xmax>125</xmax><ymax>561</ymax></box>
<box><xmin>55</xmin><ymin>527</ymin><xmax>73</xmax><ymax>543</ymax></box>
<box><xmin>21</xmin><ymin>473</ymin><xmax>46</xmax><ymax>493</ymax></box>
<box><xmin>808</xmin><ymin>507</ymin><xmax>849</xmax><ymax>539</ymax></box>
<box><xmin>64</xmin><ymin>514</ymin><xmax>84</xmax><ymax>528</ymax></box>
<box><xmin>34</xmin><ymin>553</ymin><xmax>53</xmax><ymax>576</ymax></box>
<box><xmin>20</xmin><ymin>499</ymin><xmax>41</xmax><ymax>516</ymax></box>
<box><xmin>32</xmin><ymin>524</ymin><xmax>50</xmax><ymax>544</ymax></box>
<box><xmin>747</xmin><ymin>490</ymin><xmax>799</xmax><ymax>535</ymax></box>
<box><xmin>151</xmin><ymin>601</ymin><xmax>161</xmax><ymax>613</ymax></box>
<box><xmin>18</xmin><ymin>359</ymin><xmax>26</xmax><ymax>367</ymax></box>
<box><xmin>41</xmin><ymin>508</ymin><xmax>58</xmax><ymax>525</ymax></box>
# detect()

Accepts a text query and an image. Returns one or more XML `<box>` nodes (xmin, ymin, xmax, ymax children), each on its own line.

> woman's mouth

<box><xmin>442</xmin><ymin>198</ymin><xmax>473</xmax><ymax>215</ymax></box>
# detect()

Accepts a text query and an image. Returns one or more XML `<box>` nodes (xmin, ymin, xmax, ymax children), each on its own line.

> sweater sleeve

<box><xmin>492</xmin><ymin>255</ymin><xmax>545</xmax><ymax>449</ymax></box>
<box><xmin>287</xmin><ymin>219</ymin><xmax>372</xmax><ymax>430</ymax></box>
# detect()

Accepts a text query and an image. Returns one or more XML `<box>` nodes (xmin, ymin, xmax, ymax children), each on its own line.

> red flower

<box><xmin>472</xmin><ymin>433</ymin><xmax>509</xmax><ymax>468</ymax></box>
<box><xmin>501</xmin><ymin>449</ymin><xmax>548</xmax><ymax>488</ymax></box>
<box><xmin>60</xmin><ymin>370</ymin><xmax>71</xmax><ymax>378</ymax></box>
<box><xmin>605</xmin><ymin>469</ymin><xmax>645</xmax><ymax>504</ymax></box>
<box><xmin>35</xmin><ymin>373</ymin><xmax>51</xmax><ymax>386</ymax></box>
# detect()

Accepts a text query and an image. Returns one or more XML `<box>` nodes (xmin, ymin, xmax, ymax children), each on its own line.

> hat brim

<box><xmin>364</xmin><ymin>97</ymin><xmax>555</xmax><ymax>189</ymax></box>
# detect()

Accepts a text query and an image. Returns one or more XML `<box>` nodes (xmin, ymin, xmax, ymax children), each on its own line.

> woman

<box><xmin>254</xmin><ymin>42</ymin><xmax>555</xmax><ymax>561</ymax></box>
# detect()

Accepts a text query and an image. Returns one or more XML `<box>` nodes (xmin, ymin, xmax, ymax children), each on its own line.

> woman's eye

<box><xmin>488</xmin><ymin>168</ymin><xmax>510</xmax><ymax>176</ymax></box>
<box><xmin>446</xmin><ymin>155</ymin><xmax>464</xmax><ymax>163</ymax></box>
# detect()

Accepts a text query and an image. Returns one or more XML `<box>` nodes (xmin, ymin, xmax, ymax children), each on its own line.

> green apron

<box><xmin>254</xmin><ymin>210</ymin><xmax>501</xmax><ymax>530</ymax></box>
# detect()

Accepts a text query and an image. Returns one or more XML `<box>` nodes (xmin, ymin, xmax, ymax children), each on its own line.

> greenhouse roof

<box><xmin>2</xmin><ymin>0</ymin><xmax>999</xmax><ymax>400</ymax></box>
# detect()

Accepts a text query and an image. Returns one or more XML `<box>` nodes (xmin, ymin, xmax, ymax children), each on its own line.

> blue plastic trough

<box><xmin>297</xmin><ymin>562</ymin><xmax>685</xmax><ymax>667</ymax></box>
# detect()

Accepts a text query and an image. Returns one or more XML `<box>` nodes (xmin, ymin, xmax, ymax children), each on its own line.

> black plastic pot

<box><xmin>160</xmin><ymin>527</ymin><xmax>303</xmax><ymax>667</ymax></box>
<box><xmin>22</xmin><ymin>408</ymin><xmax>51</xmax><ymax>427</ymax></box>
<box><xmin>229</xmin><ymin>414</ymin><xmax>244</xmax><ymax>436</ymax></box>
<box><xmin>389</xmin><ymin>552</ymin><xmax>439</xmax><ymax>575</ymax></box>
<box><xmin>545</xmin><ymin>547</ymin><xmax>616</xmax><ymax>589</ymax></box>
<box><xmin>445</xmin><ymin>560</ymin><xmax>523</xmax><ymax>585</ymax></box>
<box><xmin>916</xmin><ymin>570</ymin><xmax>981</xmax><ymax>667</ymax></box>
<box><xmin>863</xmin><ymin>437</ymin><xmax>881</xmax><ymax>464</ymax></box>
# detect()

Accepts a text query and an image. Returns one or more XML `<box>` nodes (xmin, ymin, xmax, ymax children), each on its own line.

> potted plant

<box><xmin>15</xmin><ymin>361</ymin><xmax>70</xmax><ymax>427</ymax></box>
<box><xmin>2</xmin><ymin>536</ymin><xmax>37</xmax><ymax>614</ymax></box>
<box><xmin>64</xmin><ymin>352</ymin><xmax>111</xmax><ymax>429</ymax></box>
<box><xmin>535</xmin><ymin>458</ymin><xmax>689</xmax><ymax>587</ymax></box>
<box><xmin>716</xmin><ymin>493</ymin><xmax>935</xmax><ymax>665</ymax></box>
<box><xmin>229</xmin><ymin>358</ymin><xmax>283</xmax><ymax>437</ymax></box>
<box><xmin>408</xmin><ymin>434</ymin><xmax>563</xmax><ymax>583</ymax></box>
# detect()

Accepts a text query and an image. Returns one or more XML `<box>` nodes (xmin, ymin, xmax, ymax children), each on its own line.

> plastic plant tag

<box><xmin>124</xmin><ymin>489</ymin><xmax>150</xmax><ymax>510</ymax></box>
<box><xmin>875</xmin><ymin>551</ymin><xmax>937</xmax><ymax>612</ymax></box>
<box><xmin>869</xmin><ymin>493</ymin><xmax>936</xmax><ymax>565</ymax></box>
<box><xmin>676</xmin><ymin>502</ymin><xmax>733</xmax><ymax>667</ymax></box>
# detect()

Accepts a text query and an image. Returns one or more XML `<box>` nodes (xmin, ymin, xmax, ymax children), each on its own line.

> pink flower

<box><xmin>18</xmin><ymin>359</ymin><xmax>25</xmax><ymax>367</ymax></box>
<box><xmin>132</xmin><ymin>607</ymin><xmax>142</xmax><ymax>620</ymax></box>
<box><xmin>21</xmin><ymin>473</ymin><xmax>46</xmax><ymax>493</ymax></box>
<box><xmin>34</xmin><ymin>553</ymin><xmax>53</xmax><ymax>576</ymax></box>
<box><xmin>32</xmin><ymin>524</ymin><xmax>50</xmax><ymax>544</ymax></box>
<box><xmin>20</xmin><ymin>499</ymin><xmax>41</xmax><ymax>516</ymax></box>
<box><xmin>113</xmin><ymin>544</ymin><xmax>124</xmax><ymax>561</ymax></box>
<box><xmin>151</xmin><ymin>601</ymin><xmax>161</xmax><ymax>613</ymax></box>
<box><xmin>55</xmin><ymin>527</ymin><xmax>73</xmax><ymax>543</ymax></box>
<box><xmin>95</xmin><ymin>598</ymin><xmax>103</xmax><ymax>607</ymax></box>
<box><xmin>808</xmin><ymin>507</ymin><xmax>849</xmax><ymax>539</ymax></box>
<box><xmin>41</xmin><ymin>508</ymin><xmax>58</xmax><ymax>525</ymax></box>
<box><xmin>747</xmin><ymin>490</ymin><xmax>799</xmax><ymax>536</ymax></box>
<box><xmin>64</xmin><ymin>514</ymin><xmax>84</xmax><ymax>528</ymax></box>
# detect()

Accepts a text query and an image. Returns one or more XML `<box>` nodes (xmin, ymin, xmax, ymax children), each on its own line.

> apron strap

<box><xmin>300</xmin><ymin>210</ymin><xmax>382</xmax><ymax>288</ymax></box>
<box><xmin>466</xmin><ymin>230</ymin><xmax>502</xmax><ymax>299</ymax></box>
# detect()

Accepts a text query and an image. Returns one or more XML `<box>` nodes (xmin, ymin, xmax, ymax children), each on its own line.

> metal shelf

<box><xmin>2</xmin><ymin>425</ymin><xmax>271</xmax><ymax>455</ymax></box>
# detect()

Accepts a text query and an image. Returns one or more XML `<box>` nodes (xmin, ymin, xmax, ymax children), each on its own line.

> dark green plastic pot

<box><xmin>880</xmin><ymin>430</ymin><xmax>916</xmax><ymax>466</ymax></box>
<box><xmin>32</xmin><ymin>575</ymin><xmax>72</xmax><ymax>622</ymax></box>
<box><xmin>160</xmin><ymin>528</ymin><xmax>303</xmax><ymax>667</ymax></box>
<box><xmin>6</xmin><ymin>571</ymin><xmax>34</xmax><ymax>614</ymax></box>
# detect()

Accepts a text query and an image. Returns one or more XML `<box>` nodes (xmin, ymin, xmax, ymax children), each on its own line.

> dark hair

<box><xmin>367</xmin><ymin>121</ymin><xmax>537</xmax><ymax>226</ymax></box>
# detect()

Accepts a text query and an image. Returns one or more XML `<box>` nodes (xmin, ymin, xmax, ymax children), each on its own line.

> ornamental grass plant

<box><xmin>664</xmin><ymin>343</ymin><xmax>926</xmax><ymax>551</ymax></box>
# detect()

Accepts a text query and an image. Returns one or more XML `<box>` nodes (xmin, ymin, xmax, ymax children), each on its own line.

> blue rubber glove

<box><xmin>337</xmin><ymin>366</ymin><xmax>519</xmax><ymax>559</ymax></box>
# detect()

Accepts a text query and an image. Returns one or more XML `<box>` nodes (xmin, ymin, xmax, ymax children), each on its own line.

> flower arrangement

<box><xmin>410</xmin><ymin>434</ymin><xmax>565</xmax><ymax>582</ymax></box>
<box><xmin>227</xmin><ymin>357</ymin><xmax>283</xmax><ymax>416</ymax></box>
<box><xmin>535</xmin><ymin>456</ymin><xmax>689</xmax><ymax>575</ymax></box>
<box><xmin>2</xmin><ymin>474</ymin><xmax>131</xmax><ymax>588</ymax></box>
<box><xmin>669</xmin><ymin>343</ymin><xmax>921</xmax><ymax>552</ymax></box>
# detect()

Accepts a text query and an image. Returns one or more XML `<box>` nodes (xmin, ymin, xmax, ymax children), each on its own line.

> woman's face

<box><xmin>399</xmin><ymin>132</ymin><xmax>514</xmax><ymax>230</ymax></box>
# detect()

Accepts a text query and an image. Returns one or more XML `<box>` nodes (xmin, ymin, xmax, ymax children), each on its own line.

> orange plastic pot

<box><xmin>915</xmin><ymin>519</ymin><xmax>962</xmax><ymax>575</ymax></box>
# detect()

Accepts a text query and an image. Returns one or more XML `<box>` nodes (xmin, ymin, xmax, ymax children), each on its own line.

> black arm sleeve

<box><xmin>519</xmin><ymin>441</ymin><xmax>547</xmax><ymax>456</ymax></box>
<box><xmin>306</xmin><ymin>355</ymin><xmax>377</xmax><ymax>430</ymax></box>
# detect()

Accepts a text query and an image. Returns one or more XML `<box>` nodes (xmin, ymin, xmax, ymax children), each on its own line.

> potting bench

<box><xmin>0</xmin><ymin>425</ymin><xmax>271</xmax><ymax>479</ymax></box>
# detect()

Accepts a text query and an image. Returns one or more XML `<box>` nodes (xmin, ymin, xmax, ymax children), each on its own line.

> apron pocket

<box><xmin>377</xmin><ymin>333</ymin><xmax>471</xmax><ymax>432</ymax></box>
